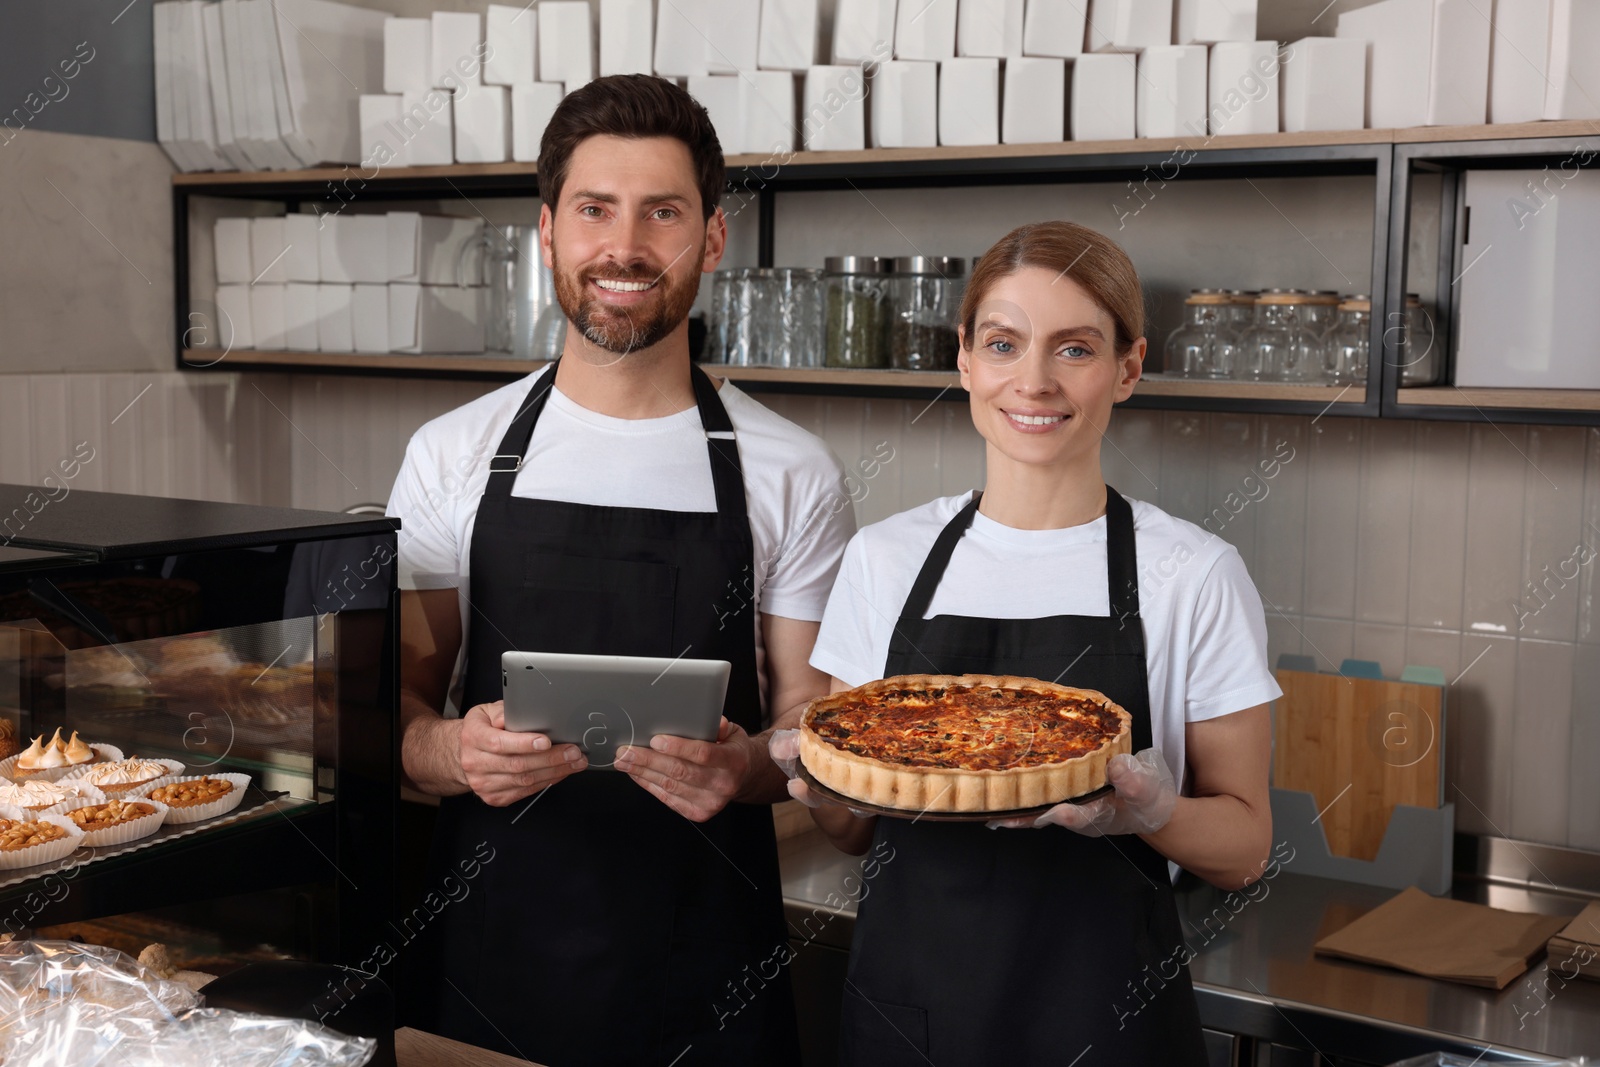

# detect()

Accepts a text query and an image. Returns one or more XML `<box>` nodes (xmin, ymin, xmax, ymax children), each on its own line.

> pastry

<box><xmin>66</xmin><ymin>800</ymin><xmax>159</xmax><ymax>833</ymax></box>
<box><xmin>799</xmin><ymin>674</ymin><xmax>1132</xmax><ymax>812</ymax></box>
<box><xmin>0</xmin><ymin>818</ymin><xmax>68</xmax><ymax>851</ymax></box>
<box><xmin>0</xmin><ymin>778</ymin><xmax>99</xmax><ymax>811</ymax></box>
<box><xmin>12</xmin><ymin>728</ymin><xmax>104</xmax><ymax>778</ymax></box>
<box><xmin>0</xmin><ymin>720</ymin><xmax>18</xmax><ymax>763</ymax></box>
<box><xmin>148</xmin><ymin>776</ymin><xmax>233</xmax><ymax>808</ymax></box>
<box><xmin>74</xmin><ymin>758</ymin><xmax>173</xmax><ymax>794</ymax></box>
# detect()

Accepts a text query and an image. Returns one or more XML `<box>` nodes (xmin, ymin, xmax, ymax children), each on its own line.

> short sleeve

<box><xmin>808</xmin><ymin>533</ymin><xmax>885</xmax><ymax>687</ymax></box>
<box><xmin>756</xmin><ymin>458</ymin><xmax>858</xmax><ymax>623</ymax></box>
<box><xmin>386</xmin><ymin>434</ymin><xmax>468</xmax><ymax>592</ymax></box>
<box><xmin>1183</xmin><ymin>547</ymin><xmax>1282</xmax><ymax>722</ymax></box>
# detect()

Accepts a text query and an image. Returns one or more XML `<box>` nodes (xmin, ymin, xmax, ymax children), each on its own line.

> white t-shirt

<box><xmin>810</xmin><ymin>493</ymin><xmax>1281</xmax><ymax>792</ymax></box>
<box><xmin>387</xmin><ymin>366</ymin><xmax>857</xmax><ymax>716</ymax></box>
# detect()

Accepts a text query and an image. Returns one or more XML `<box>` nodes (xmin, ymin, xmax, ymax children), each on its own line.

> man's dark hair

<box><xmin>537</xmin><ymin>74</ymin><xmax>726</xmax><ymax>220</ymax></box>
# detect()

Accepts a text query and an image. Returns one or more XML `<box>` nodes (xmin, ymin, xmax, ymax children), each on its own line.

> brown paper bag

<box><xmin>1313</xmin><ymin>887</ymin><xmax>1570</xmax><ymax>989</ymax></box>
<box><xmin>1545</xmin><ymin>900</ymin><xmax>1600</xmax><ymax>982</ymax></box>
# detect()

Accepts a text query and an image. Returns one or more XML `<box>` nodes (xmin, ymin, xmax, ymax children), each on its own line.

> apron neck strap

<box><xmin>483</xmin><ymin>360</ymin><xmax>747</xmax><ymax>519</ymax></box>
<box><xmin>897</xmin><ymin>486</ymin><xmax>1141</xmax><ymax>624</ymax></box>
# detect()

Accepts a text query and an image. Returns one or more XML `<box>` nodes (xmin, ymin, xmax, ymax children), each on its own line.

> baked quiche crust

<box><xmin>799</xmin><ymin>673</ymin><xmax>1132</xmax><ymax>812</ymax></box>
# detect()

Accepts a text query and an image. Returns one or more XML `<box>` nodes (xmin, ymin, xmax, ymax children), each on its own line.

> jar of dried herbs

<box><xmin>888</xmin><ymin>256</ymin><xmax>965</xmax><ymax>371</ymax></box>
<box><xmin>824</xmin><ymin>256</ymin><xmax>892</xmax><ymax>369</ymax></box>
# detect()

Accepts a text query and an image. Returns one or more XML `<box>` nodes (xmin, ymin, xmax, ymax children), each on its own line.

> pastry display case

<box><xmin>0</xmin><ymin>485</ymin><xmax>398</xmax><ymax>967</ymax></box>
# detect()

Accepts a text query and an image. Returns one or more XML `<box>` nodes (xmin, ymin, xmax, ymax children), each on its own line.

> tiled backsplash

<box><xmin>3</xmin><ymin>369</ymin><xmax>1595</xmax><ymax>853</ymax></box>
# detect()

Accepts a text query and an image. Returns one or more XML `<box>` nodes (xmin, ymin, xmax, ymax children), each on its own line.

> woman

<box><xmin>772</xmin><ymin>221</ymin><xmax>1280</xmax><ymax>1065</ymax></box>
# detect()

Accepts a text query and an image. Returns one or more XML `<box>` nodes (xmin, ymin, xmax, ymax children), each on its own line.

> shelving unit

<box><xmin>173</xmin><ymin>122</ymin><xmax>1600</xmax><ymax>423</ymax></box>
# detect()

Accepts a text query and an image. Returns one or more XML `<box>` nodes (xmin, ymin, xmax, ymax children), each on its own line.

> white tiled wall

<box><xmin>4</xmin><ymin>368</ymin><xmax>1598</xmax><ymax>853</ymax></box>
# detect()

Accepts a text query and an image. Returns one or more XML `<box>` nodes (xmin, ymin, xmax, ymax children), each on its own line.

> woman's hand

<box><xmin>768</xmin><ymin>729</ymin><xmax>870</xmax><ymax>815</ymax></box>
<box><xmin>990</xmin><ymin>749</ymin><xmax>1177</xmax><ymax>834</ymax></box>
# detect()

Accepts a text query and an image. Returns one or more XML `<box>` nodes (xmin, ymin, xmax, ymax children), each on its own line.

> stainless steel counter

<box><xmin>778</xmin><ymin>831</ymin><xmax>1600</xmax><ymax>1065</ymax></box>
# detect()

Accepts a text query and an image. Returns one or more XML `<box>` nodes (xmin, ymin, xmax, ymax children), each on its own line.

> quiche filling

<box><xmin>808</xmin><ymin>686</ymin><xmax>1123</xmax><ymax>770</ymax></box>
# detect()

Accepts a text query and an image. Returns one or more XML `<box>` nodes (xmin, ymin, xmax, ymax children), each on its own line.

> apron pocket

<box><xmin>522</xmin><ymin>552</ymin><xmax>678</xmax><ymax>657</ymax></box>
<box><xmin>840</xmin><ymin>987</ymin><xmax>929</xmax><ymax>1063</ymax></box>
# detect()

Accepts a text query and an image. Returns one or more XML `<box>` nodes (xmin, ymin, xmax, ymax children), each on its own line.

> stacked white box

<box><xmin>1337</xmin><ymin>0</ymin><xmax>1427</xmax><ymax>127</ymax></box>
<box><xmin>399</xmin><ymin>90</ymin><xmax>455</xmax><ymax>165</ymax></box>
<box><xmin>1023</xmin><ymin>0</ymin><xmax>1086</xmax><ymax>58</ymax></box>
<box><xmin>484</xmin><ymin>5</ymin><xmax>537</xmax><ymax>86</ymax></box>
<box><xmin>249</xmin><ymin>284</ymin><xmax>286</xmax><ymax>349</ymax></box>
<box><xmin>1087</xmin><ymin>0</ymin><xmax>1171</xmax><ymax>53</ymax></box>
<box><xmin>1428</xmin><ymin>0</ymin><xmax>1489</xmax><ymax>125</ymax></box>
<box><xmin>214</xmin><ymin>284</ymin><xmax>254</xmax><ymax>350</ymax></box>
<box><xmin>895</xmin><ymin>0</ymin><xmax>957</xmax><ymax>61</ymax></box>
<box><xmin>801</xmin><ymin>66</ymin><xmax>867</xmax><ymax>149</ymax></box>
<box><xmin>1488</xmin><ymin>0</ymin><xmax>1548</xmax><ymax>124</ymax></box>
<box><xmin>656</xmin><ymin>0</ymin><xmax>710</xmax><ymax>78</ymax></box>
<box><xmin>938</xmin><ymin>58</ymin><xmax>1000</xmax><ymax>145</ymax></box>
<box><xmin>317</xmin><ymin>284</ymin><xmax>355</xmax><ymax>352</ymax></box>
<box><xmin>744</xmin><ymin>70</ymin><xmax>797</xmax><ymax>154</ymax></box>
<box><xmin>704</xmin><ymin>0</ymin><xmax>761</xmax><ymax>74</ymax></box>
<box><xmin>388</xmin><ymin>213</ymin><xmax>484</xmax><ymax>286</ymax></box>
<box><xmin>431</xmin><ymin>12</ymin><xmax>482</xmax><ymax>88</ymax></box>
<box><xmin>689</xmin><ymin>75</ymin><xmax>745</xmax><ymax>152</ymax></box>
<box><xmin>351</xmin><ymin>284</ymin><xmax>390</xmax><ymax>353</ymax></box>
<box><xmin>283</xmin><ymin>215</ymin><xmax>321</xmax><ymax>282</ymax></box>
<box><xmin>271</xmin><ymin>0</ymin><xmax>391</xmax><ymax>167</ymax></box>
<box><xmin>540</xmin><ymin>2</ymin><xmax>594</xmax><ymax>90</ymax></box>
<box><xmin>384</xmin><ymin>17</ymin><xmax>431</xmax><ymax>93</ymax></box>
<box><xmin>390</xmin><ymin>283</ymin><xmax>485</xmax><ymax>353</ymax></box>
<box><xmin>1207</xmin><ymin>41</ymin><xmax>1279</xmax><ymax>135</ymax></box>
<box><xmin>834</xmin><ymin>0</ymin><xmax>897</xmax><ymax>65</ymax></box>
<box><xmin>360</xmin><ymin>94</ymin><xmax>402</xmax><ymax>167</ymax></box>
<box><xmin>283</xmin><ymin>283</ymin><xmax>320</xmax><ymax>350</ymax></box>
<box><xmin>759</xmin><ymin>0</ymin><xmax>818</xmax><ymax>72</ymax></box>
<box><xmin>319</xmin><ymin>215</ymin><xmax>389</xmax><ymax>284</ymax></box>
<box><xmin>456</xmin><ymin>85</ymin><xmax>510</xmax><ymax>162</ymax></box>
<box><xmin>1002</xmin><ymin>56</ymin><xmax>1065</xmax><ymax>143</ymax></box>
<box><xmin>959</xmin><ymin>0</ymin><xmax>1024</xmax><ymax>58</ymax></box>
<box><xmin>250</xmin><ymin>217</ymin><xmax>289</xmax><ymax>283</ymax></box>
<box><xmin>1137</xmin><ymin>45</ymin><xmax>1206</xmax><ymax>137</ymax></box>
<box><xmin>600</xmin><ymin>0</ymin><xmax>654</xmax><ymax>76</ymax></box>
<box><xmin>871</xmin><ymin>61</ymin><xmax>939</xmax><ymax>148</ymax></box>
<box><xmin>1544</xmin><ymin>0</ymin><xmax>1600</xmax><ymax>120</ymax></box>
<box><xmin>1282</xmin><ymin>37</ymin><xmax>1365</xmax><ymax>133</ymax></box>
<box><xmin>512</xmin><ymin>82</ymin><xmax>565</xmax><ymax>162</ymax></box>
<box><xmin>214</xmin><ymin>218</ymin><xmax>252</xmax><ymax>284</ymax></box>
<box><xmin>1176</xmin><ymin>0</ymin><xmax>1255</xmax><ymax>44</ymax></box>
<box><xmin>1071</xmin><ymin>53</ymin><xmax>1136</xmax><ymax>139</ymax></box>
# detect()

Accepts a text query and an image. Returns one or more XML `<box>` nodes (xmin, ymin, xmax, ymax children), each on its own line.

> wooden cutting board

<box><xmin>1272</xmin><ymin>669</ymin><xmax>1443</xmax><ymax>862</ymax></box>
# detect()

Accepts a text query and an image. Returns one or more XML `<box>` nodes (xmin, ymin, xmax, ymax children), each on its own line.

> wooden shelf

<box><xmin>1396</xmin><ymin>386</ymin><xmax>1600</xmax><ymax>412</ymax></box>
<box><xmin>170</xmin><ymin>123</ymin><xmax>1600</xmax><ymax>191</ymax></box>
<box><xmin>1138</xmin><ymin>377</ymin><xmax>1363</xmax><ymax>403</ymax></box>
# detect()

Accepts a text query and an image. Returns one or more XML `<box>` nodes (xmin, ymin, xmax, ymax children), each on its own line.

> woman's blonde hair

<box><xmin>959</xmin><ymin>221</ymin><xmax>1145</xmax><ymax>355</ymax></box>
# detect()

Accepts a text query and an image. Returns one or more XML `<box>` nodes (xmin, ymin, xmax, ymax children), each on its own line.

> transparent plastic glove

<box><xmin>768</xmin><ymin>729</ymin><xmax>870</xmax><ymax>816</ymax></box>
<box><xmin>996</xmin><ymin>749</ymin><xmax>1177</xmax><ymax>835</ymax></box>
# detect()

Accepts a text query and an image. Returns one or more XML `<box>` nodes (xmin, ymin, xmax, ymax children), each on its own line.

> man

<box><xmin>387</xmin><ymin>75</ymin><xmax>854</xmax><ymax>1066</ymax></box>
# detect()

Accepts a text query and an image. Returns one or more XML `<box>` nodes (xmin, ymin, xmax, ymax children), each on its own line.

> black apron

<box><xmin>416</xmin><ymin>363</ymin><xmax>799</xmax><ymax>1067</ymax></box>
<box><xmin>839</xmin><ymin>488</ymin><xmax>1207</xmax><ymax>1066</ymax></box>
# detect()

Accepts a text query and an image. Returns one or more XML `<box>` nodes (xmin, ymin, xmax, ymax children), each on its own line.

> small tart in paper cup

<box><xmin>2</xmin><ymin>743</ymin><xmax>124</xmax><ymax>784</ymax></box>
<box><xmin>140</xmin><ymin>773</ymin><xmax>251</xmax><ymax>824</ymax></box>
<box><xmin>0</xmin><ymin>807</ymin><xmax>84</xmax><ymax>869</ymax></box>
<box><xmin>59</xmin><ymin>796</ymin><xmax>169</xmax><ymax>847</ymax></box>
<box><xmin>66</xmin><ymin>756</ymin><xmax>186</xmax><ymax>795</ymax></box>
<box><xmin>0</xmin><ymin>777</ymin><xmax>106</xmax><ymax>815</ymax></box>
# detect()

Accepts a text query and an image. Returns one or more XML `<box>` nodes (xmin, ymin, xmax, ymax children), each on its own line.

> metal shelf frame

<box><xmin>172</xmin><ymin>131</ymin><xmax>1600</xmax><ymax>422</ymax></box>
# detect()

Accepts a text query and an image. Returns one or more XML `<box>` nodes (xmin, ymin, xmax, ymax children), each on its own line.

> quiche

<box><xmin>799</xmin><ymin>674</ymin><xmax>1131</xmax><ymax>813</ymax></box>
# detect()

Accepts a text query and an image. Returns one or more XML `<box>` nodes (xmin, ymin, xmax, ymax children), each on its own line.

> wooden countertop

<box><xmin>396</xmin><ymin>1026</ymin><xmax>545</xmax><ymax>1066</ymax></box>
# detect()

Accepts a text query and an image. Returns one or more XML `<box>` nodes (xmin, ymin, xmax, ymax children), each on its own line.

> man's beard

<box><xmin>551</xmin><ymin>244</ymin><xmax>703</xmax><ymax>356</ymax></box>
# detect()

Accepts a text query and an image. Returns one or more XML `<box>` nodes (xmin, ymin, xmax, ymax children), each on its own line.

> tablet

<box><xmin>501</xmin><ymin>651</ymin><xmax>731</xmax><ymax>769</ymax></box>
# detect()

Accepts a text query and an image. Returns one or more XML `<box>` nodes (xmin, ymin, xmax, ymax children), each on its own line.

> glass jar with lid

<box><xmin>1225</xmin><ymin>290</ymin><xmax>1257</xmax><ymax>337</ymax></box>
<box><xmin>1398</xmin><ymin>293</ymin><xmax>1439</xmax><ymax>385</ymax></box>
<box><xmin>1163</xmin><ymin>289</ymin><xmax>1237</xmax><ymax>379</ymax></box>
<box><xmin>706</xmin><ymin>267</ymin><xmax>759</xmax><ymax>365</ymax></box>
<box><xmin>1302</xmin><ymin>290</ymin><xmax>1343</xmax><ymax>336</ymax></box>
<box><xmin>759</xmin><ymin>267</ymin><xmax>826</xmax><ymax>368</ymax></box>
<box><xmin>1236</xmin><ymin>290</ymin><xmax>1323</xmax><ymax>383</ymax></box>
<box><xmin>824</xmin><ymin>256</ymin><xmax>893</xmax><ymax>369</ymax></box>
<box><xmin>1326</xmin><ymin>295</ymin><xmax>1371</xmax><ymax>387</ymax></box>
<box><xmin>887</xmin><ymin>256</ymin><xmax>965</xmax><ymax>371</ymax></box>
